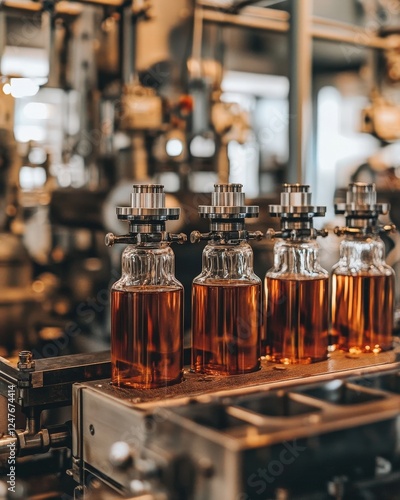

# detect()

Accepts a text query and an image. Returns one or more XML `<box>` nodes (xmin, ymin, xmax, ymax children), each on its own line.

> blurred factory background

<box><xmin>1</xmin><ymin>0</ymin><xmax>400</xmax><ymax>357</ymax></box>
<box><xmin>2</xmin><ymin>1</ymin><xmax>400</xmax><ymax>500</ymax></box>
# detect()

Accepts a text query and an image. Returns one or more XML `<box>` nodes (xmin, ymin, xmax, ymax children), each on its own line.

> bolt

<box><xmin>105</xmin><ymin>233</ymin><xmax>115</xmax><ymax>247</ymax></box>
<box><xmin>89</xmin><ymin>424</ymin><xmax>95</xmax><ymax>436</ymax></box>
<box><xmin>190</xmin><ymin>231</ymin><xmax>202</xmax><ymax>244</ymax></box>
<box><xmin>248</xmin><ymin>230</ymin><xmax>264</xmax><ymax>241</ymax></box>
<box><xmin>17</xmin><ymin>351</ymin><xmax>35</xmax><ymax>371</ymax></box>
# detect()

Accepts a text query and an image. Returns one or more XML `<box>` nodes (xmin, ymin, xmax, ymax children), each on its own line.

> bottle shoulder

<box><xmin>193</xmin><ymin>274</ymin><xmax>261</xmax><ymax>285</ymax></box>
<box><xmin>202</xmin><ymin>242</ymin><xmax>254</xmax><ymax>255</ymax></box>
<box><xmin>331</xmin><ymin>262</ymin><xmax>395</xmax><ymax>277</ymax></box>
<box><xmin>122</xmin><ymin>244</ymin><xmax>175</xmax><ymax>257</ymax></box>
<box><xmin>112</xmin><ymin>279</ymin><xmax>183</xmax><ymax>291</ymax></box>
<box><xmin>265</xmin><ymin>269</ymin><xmax>329</xmax><ymax>280</ymax></box>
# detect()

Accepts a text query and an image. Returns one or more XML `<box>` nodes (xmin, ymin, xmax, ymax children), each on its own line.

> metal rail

<box><xmin>0</xmin><ymin>0</ymin><xmax>124</xmax><ymax>14</ymax></box>
<box><xmin>0</xmin><ymin>0</ymin><xmax>392</xmax><ymax>51</ymax></box>
<box><xmin>201</xmin><ymin>5</ymin><xmax>394</xmax><ymax>51</ymax></box>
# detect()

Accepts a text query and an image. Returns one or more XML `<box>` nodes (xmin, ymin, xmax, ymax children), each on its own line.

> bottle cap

<box><xmin>335</xmin><ymin>182</ymin><xmax>389</xmax><ymax>216</ymax></box>
<box><xmin>198</xmin><ymin>184</ymin><xmax>258</xmax><ymax>219</ymax></box>
<box><xmin>269</xmin><ymin>184</ymin><xmax>326</xmax><ymax>217</ymax></box>
<box><xmin>116</xmin><ymin>184</ymin><xmax>180</xmax><ymax>221</ymax></box>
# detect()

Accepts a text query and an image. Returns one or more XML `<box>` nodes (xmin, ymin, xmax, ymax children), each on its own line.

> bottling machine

<box><xmin>1</xmin><ymin>1</ymin><xmax>400</xmax><ymax>499</ymax></box>
<box><xmin>1</xmin><ymin>347</ymin><xmax>400</xmax><ymax>499</ymax></box>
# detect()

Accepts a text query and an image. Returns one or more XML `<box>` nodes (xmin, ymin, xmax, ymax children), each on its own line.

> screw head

<box><xmin>17</xmin><ymin>351</ymin><xmax>35</xmax><ymax>371</ymax></box>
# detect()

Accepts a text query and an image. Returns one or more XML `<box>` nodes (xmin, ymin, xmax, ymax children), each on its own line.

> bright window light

<box><xmin>14</xmin><ymin>125</ymin><xmax>46</xmax><ymax>143</ymax></box>
<box><xmin>2</xmin><ymin>83</ymin><xmax>11</xmax><ymax>95</ymax></box>
<box><xmin>222</xmin><ymin>71</ymin><xmax>289</xmax><ymax>99</ymax></box>
<box><xmin>10</xmin><ymin>78</ymin><xmax>40</xmax><ymax>98</ymax></box>
<box><xmin>316</xmin><ymin>86</ymin><xmax>379</xmax><ymax>220</ymax></box>
<box><xmin>166</xmin><ymin>138</ymin><xmax>183</xmax><ymax>157</ymax></box>
<box><xmin>23</xmin><ymin>102</ymin><xmax>53</xmax><ymax>120</ymax></box>
<box><xmin>190</xmin><ymin>135</ymin><xmax>216</xmax><ymax>158</ymax></box>
<box><xmin>189</xmin><ymin>172</ymin><xmax>218</xmax><ymax>192</ymax></box>
<box><xmin>1</xmin><ymin>46</ymin><xmax>48</xmax><ymax>78</ymax></box>
<box><xmin>19</xmin><ymin>166</ymin><xmax>46</xmax><ymax>189</ymax></box>
<box><xmin>29</xmin><ymin>147</ymin><xmax>47</xmax><ymax>165</ymax></box>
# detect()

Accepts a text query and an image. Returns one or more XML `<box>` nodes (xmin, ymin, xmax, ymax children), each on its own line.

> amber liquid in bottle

<box><xmin>266</xmin><ymin>276</ymin><xmax>329</xmax><ymax>364</ymax></box>
<box><xmin>111</xmin><ymin>285</ymin><xmax>183</xmax><ymax>389</ymax></box>
<box><xmin>192</xmin><ymin>282</ymin><xmax>261</xmax><ymax>375</ymax></box>
<box><xmin>331</xmin><ymin>274</ymin><xmax>394</xmax><ymax>353</ymax></box>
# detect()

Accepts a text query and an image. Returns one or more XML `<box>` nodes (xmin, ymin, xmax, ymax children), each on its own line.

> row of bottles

<box><xmin>106</xmin><ymin>182</ymin><xmax>395</xmax><ymax>389</ymax></box>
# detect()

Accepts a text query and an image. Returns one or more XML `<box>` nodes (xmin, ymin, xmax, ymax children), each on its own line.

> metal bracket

<box><xmin>190</xmin><ymin>230</ymin><xmax>263</xmax><ymax>244</ymax></box>
<box><xmin>266</xmin><ymin>228</ymin><xmax>329</xmax><ymax>241</ymax></box>
<box><xmin>334</xmin><ymin>224</ymin><xmax>396</xmax><ymax>237</ymax></box>
<box><xmin>105</xmin><ymin>232</ymin><xmax>187</xmax><ymax>246</ymax></box>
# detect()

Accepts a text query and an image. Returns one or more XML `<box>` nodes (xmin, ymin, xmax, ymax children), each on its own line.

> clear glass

<box><xmin>191</xmin><ymin>241</ymin><xmax>261</xmax><ymax>375</ymax></box>
<box><xmin>265</xmin><ymin>239</ymin><xmax>329</xmax><ymax>364</ymax></box>
<box><xmin>331</xmin><ymin>235</ymin><xmax>394</xmax><ymax>353</ymax></box>
<box><xmin>111</xmin><ymin>243</ymin><xmax>183</xmax><ymax>388</ymax></box>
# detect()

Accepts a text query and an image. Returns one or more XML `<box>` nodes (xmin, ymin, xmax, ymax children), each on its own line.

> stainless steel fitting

<box><xmin>191</xmin><ymin>184</ymin><xmax>261</xmax><ymax>244</ymax></box>
<box><xmin>334</xmin><ymin>182</ymin><xmax>396</xmax><ymax>235</ymax></box>
<box><xmin>268</xmin><ymin>184</ymin><xmax>327</xmax><ymax>239</ymax></box>
<box><xmin>105</xmin><ymin>185</ymin><xmax>186</xmax><ymax>246</ymax></box>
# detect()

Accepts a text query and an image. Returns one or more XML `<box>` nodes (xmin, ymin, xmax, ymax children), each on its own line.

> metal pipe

<box><xmin>191</xmin><ymin>6</ymin><xmax>204</xmax><ymax>79</ymax></box>
<box><xmin>201</xmin><ymin>6</ymin><xmax>392</xmax><ymax>50</ymax></box>
<box><xmin>80</xmin><ymin>0</ymin><xmax>124</xmax><ymax>5</ymax></box>
<box><xmin>226</xmin><ymin>0</ymin><xmax>287</xmax><ymax>13</ymax></box>
<box><xmin>239</xmin><ymin>5</ymin><xmax>289</xmax><ymax>21</ymax></box>
<box><xmin>0</xmin><ymin>12</ymin><xmax>6</xmax><ymax>73</ymax></box>
<box><xmin>0</xmin><ymin>0</ymin><xmax>392</xmax><ymax>52</ymax></box>
<box><xmin>311</xmin><ymin>25</ymin><xmax>388</xmax><ymax>50</ymax></box>
<box><xmin>43</xmin><ymin>8</ymin><xmax>59</xmax><ymax>88</ymax></box>
<box><xmin>202</xmin><ymin>8</ymin><xmax>289</xmax><ymax>32</ymax></box>
<box><xmin>313</xmin><ymin>15</ymin><xmax>368</xmax><ymax>31</ymax></box>
<box><xmin>197</xmin><ymin>1</ymin><xmax>289</xmax><ymax>21</ymax></box>
<box><xmin>0</xmin><ymin>0</ymin><xmax>124</xmax><ymax>14</ymax></box>
<box><xmin>288</xmin><ymin>0</ymin><xmax>312</xmax><ymax>184</ymax></box>
<box><xmin>0</xmin><ymin>1</ymin><xmax>42</xmax><ymax>13</ymax></box>
<box><xmin>122</xmin><ymin>3</ymin><xmax>137</xmax><ymax>85</ymax></box>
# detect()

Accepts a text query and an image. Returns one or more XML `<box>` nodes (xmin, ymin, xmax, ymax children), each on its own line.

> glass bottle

<box><xmin>331</xmin><ymin>182</ymin><xmax>395</xmax><ymax>353</ymax></box>
<box><xmin>191</xmin><ymin>184</ymin><xmax>263</xmax><ymax>375</ymax></box>
<box><xmin>105</xmin><ymin>184</ymin><xmax>186</xmax><ymax>389</ymax></box>
<box><xmin>265</xmin><ymin>184</ymin><xmax>329</xmax><ymax>364</ymax></box>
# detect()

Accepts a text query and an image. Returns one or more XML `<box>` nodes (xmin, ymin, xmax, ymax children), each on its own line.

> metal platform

<box><xmin>77</xmin><ymin>345</ymin><xmax>400</xmax><ymax>409</ymax></box>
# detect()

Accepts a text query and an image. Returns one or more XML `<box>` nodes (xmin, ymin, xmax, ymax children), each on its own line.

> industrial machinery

<box><xmin>2</xmin><ymin>348</ymin><xmax>400</xmax><ymax>499</ymax></box>
<box><xmin>2</xmin><ymin>1</ymin><xmax>400</xmax><ymax>499</ymax></box>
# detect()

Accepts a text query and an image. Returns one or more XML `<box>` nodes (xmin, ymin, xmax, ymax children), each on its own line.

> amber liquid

<box><xmin>331</xmin><ymin>274</ymin><xmax>394</xmax><ymax>352</ymax></box>
<box><xmin>111</xmin><ymin>286</ymin><xmax>183</xmax><ymax>389</ymax></box>
<box><xmin>192</xmin><ymin>282</ymin><xmax>261</xmax><ymax>375</ymax></box>
<box><xmin>265</xmin><ymin>277</ymin><xmax>329</xmax><ymax>364</ymax></box>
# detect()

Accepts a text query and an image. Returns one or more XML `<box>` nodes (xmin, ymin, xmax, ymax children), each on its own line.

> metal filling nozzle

<box><xmin>267</xmin><ymin>184</ymin><xmax>328</xmax><ymax>240</ymax></box>
<box><xmin>191</xmin><ymin>183</ymin><xmax>262</xmax><ymax>244</ymax></box>
<box><xmin>105</xmin><ymin>184</ymin><xmax>186</xmax><ymax>246</ymax></box>
<box><xmin>334</xmin><ymin>182</ymin><xmax>395</xmax><ymax>236</ymax></box>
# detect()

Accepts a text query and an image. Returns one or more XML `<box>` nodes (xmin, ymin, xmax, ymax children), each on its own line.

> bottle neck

<box><xmin>197</xmin><ymin>241</ymin><xmax>259</xmax><ymax>281</ymax></box>
<box><xmin>336</xmin><ymin>235</ymin><xmax>388</xmax><ymax>272</ymax></box>
<box><xmin>116</xmin><ymin>243</ymin><xmax>179</xmax><ymax>287</ymax></box>
<box><xmin>268</xmin><ymin>239</ymin><xmax>327</xmax><ymax>278</ymax></box>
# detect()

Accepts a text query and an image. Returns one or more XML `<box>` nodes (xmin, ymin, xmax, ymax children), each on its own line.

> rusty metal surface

<box><xmin>80</xmin><ymin>344</ymin><xmax>400</xmax><ymax>409</ymax></box>
<box><xmin>0</xmin><ymin>351</ymin><xmax>110</xmax><ymax>407</ymax></box>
